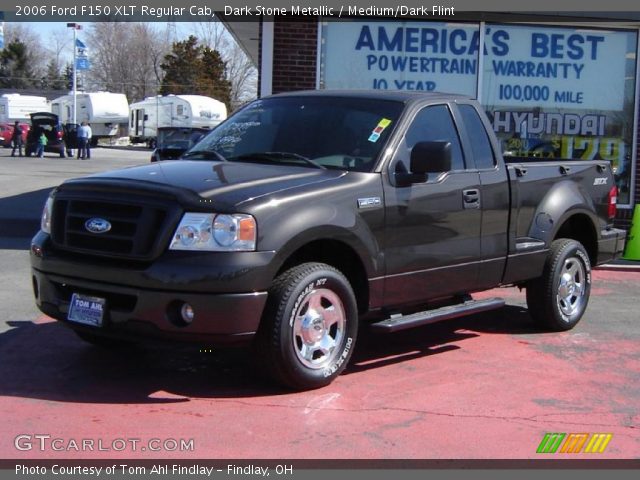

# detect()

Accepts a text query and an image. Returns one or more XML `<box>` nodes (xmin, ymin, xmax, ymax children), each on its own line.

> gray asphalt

<box><xmin>0</xmin><ymin>146</ymin><xmax>151</xmax><ymax>333</ymax></box>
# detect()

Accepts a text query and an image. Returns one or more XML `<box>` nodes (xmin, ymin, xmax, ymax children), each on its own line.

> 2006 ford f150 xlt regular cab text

<box><xmin>31</xmin><ymin>91</ymin><xmax>626</xmax><ymax>390</ymax></box>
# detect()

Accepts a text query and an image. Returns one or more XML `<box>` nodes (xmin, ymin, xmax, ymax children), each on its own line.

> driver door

<box><xmin>383</xmin><ymin>103</ymin><xmax>482</xmax><ymax>306</ymax></box>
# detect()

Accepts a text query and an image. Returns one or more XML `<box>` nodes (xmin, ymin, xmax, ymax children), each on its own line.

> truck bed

<box><xmin>503</xmin><ymin>159</ymin><xmax>618</xmax><ymax>284</ymax></box>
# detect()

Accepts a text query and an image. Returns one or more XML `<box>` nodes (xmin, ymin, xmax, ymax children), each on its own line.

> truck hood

<box><xmin>80</xmin><ymin>160</ymin><xmax>346</xmax><ymax>208</ymax></box>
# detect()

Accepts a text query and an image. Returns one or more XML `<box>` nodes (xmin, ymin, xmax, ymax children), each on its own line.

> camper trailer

<box><xmin>129</xmin><ymin>95</ymin><xmax>227</xmax><ymax>148</ymax></box>
<box><xmin>0</xmin><ymin>94</ymin><xmax>50</xmax><ymax>122</ymax></box>
<box><xmin>51</xmin><ymin>92</ymin><xmax>129</xmax><ymax>145</ymax></box>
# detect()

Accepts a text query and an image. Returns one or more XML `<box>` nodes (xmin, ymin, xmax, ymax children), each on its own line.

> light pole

<box><xmin>66</xmin><ymin>23</ymin><xmax>81</xmax><ymax>126</ymax></box>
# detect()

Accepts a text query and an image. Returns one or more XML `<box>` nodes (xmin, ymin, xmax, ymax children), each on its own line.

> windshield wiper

<box><xmin>230</xmin><ymin>152</ymin><xmax>326</xmax><ymax>170</ymax></box>
<box><xmin>181</xmin><ymin>150</ymin><xmax>228</xmax><ymax>162</ymax></box>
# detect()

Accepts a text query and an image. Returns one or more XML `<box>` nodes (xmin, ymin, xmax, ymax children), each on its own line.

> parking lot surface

<box><xmin>0</xmin><ymin>149</ymin><xmax>638</xmax><ymax>459</ymax></box>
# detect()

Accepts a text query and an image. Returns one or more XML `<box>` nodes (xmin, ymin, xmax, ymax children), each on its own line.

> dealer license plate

<box><xmin>67</xmin><ymin>293</ymin><xmax>106</xmax><ymax>327</ymax></box>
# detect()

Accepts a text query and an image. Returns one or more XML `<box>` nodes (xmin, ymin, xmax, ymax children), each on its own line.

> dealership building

<box><xmin>223</xmin><ymin>12</ymin><xmax>640</xmax><ymax>229</ymax></box>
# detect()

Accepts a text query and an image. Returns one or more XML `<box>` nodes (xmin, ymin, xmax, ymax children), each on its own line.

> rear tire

<box><xmin>255</xmin><ymin>262</ymin><xmax>358</xmax><ymax>390</ymax></box>
<box><xmin>526</xmin><ymin>239</ymin><xmax>592</xmax><ymax>331</ymax></box>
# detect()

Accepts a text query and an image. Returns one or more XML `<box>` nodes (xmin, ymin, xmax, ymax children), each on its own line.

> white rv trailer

<box><xmin>0</xmin><ymin>94</ymin><xmax>50</xmax><ymax>122</ymax></box>
<box><xmin>129</xmin><ymin>95</ymin><xmax>227</xmax><ymax>147</ymax></box>
<box><xmin>51</xmin><ymin>92</ymin><xmax>129</xmax><ymax>145</ymax></box>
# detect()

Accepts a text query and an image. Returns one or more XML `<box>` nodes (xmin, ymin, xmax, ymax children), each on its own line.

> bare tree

<box><xmin>4</xmin><ymin>23</ymin><xmax>48</xmax><ymax>79</ymax></box>
<box><xmin>192</xmin><ymin>21</ymin><xmax>228</xmax><ymax>51</ymax></box>
<box><xmin>193</xmin><ymin>21</ymin><xmax>257</xmax><ymax>108</ymax></box>
<box><xmin>47</xmin><ymin>27</ymin><xmax>71</xmax><ymax>72</ymax></box>
<box><xmin>54</xmin><ymin>21</ymin><xmax>255</xmax><ymax>107</ymax></box>
<box><xmin>85</xmin><ymin>22</ymin><xmax>170</xmax><ymax>102</ymax></box>
<box><xmin>129</xmin><ymin>23</ymin><xmax>168</xmax><ymax>99</ymax></box>
<box><xmin>224</xmin><ymin>41</ymin><xmax>258</xmax><ymax>107</ymax></box>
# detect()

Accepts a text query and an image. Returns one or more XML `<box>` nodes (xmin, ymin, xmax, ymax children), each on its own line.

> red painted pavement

<box><xmin>1</xmin><ymin>270</ymin><xmax>638</xmax><ymax>459</ymax></box>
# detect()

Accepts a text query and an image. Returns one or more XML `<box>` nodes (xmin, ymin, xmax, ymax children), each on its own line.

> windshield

<box><xmin>183</xmin><ymin>96</ymin><xmax>404</xmax><ymax>172</ymax></box>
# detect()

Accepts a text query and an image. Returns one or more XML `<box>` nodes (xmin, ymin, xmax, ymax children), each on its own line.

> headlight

<box><xmin>41</xmin><ymin>196</ymin><xmax>53</xmax><ymax>234</ymax></box>
<box><xmin>169</xmin><ymin>213</ymin><xmax>256</xmax><ymax>251</ymax></box>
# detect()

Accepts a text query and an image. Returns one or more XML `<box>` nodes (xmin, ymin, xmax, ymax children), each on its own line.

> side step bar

<box><xmin>370</xmin><ymin>298</ymin><xmax>506</xmax><ymax>333</ymax></box>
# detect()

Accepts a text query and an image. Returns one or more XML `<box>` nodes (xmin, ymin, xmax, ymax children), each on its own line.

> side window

<box><xmin>459</xmin><ymin>104</ymin><xmax>496</xmax><ymax>169</ymax></box>
<box><xmin>177</xmin><ymin>105</ymin><xmax>184</xmax><ymax>116</ymax></box>
<box><xmin>403</xmin><ymin>105</ymin><xmax>465</xmax><ymax>171</ymax></box>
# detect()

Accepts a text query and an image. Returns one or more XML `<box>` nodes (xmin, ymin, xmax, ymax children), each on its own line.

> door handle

<box><xmin>514</xmin><ymin>166</ymin><xmax>527</xmax><ymax>177</ymax></box>
<box><xmin>463</xmin><ymin>189</ymin><xmax>480</xmax><ymax>209</ymax></box>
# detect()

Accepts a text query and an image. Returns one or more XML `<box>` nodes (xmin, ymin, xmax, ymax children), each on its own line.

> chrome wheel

<box><xmin>527</xmin><ymin>239</ymin><xmax>591</xmax><ymax>332</ymax></box>
<box><xmin>556</xmin><ymin>256</ymin><xmax>586</xmax><ymax>319</ymax></box>
<box><xmin>256</xmin><ymin>262</ymin><xmax>358</xmax><ymax>390</ymax></box>
<box><xmin>292</xmin><ymin>288</ymin><xmax>346</xmax><ymax>369</ymax></box>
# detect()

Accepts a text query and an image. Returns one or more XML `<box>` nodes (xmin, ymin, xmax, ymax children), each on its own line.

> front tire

<box><xmin>255</xmin><ymin>262</ymin><xmax>358</xmax><ymax>390</ymax></box>
<box><xmin>526</xmin><ymin>239</ymin><xmax>592</xmax><ymax>331</ymax></box>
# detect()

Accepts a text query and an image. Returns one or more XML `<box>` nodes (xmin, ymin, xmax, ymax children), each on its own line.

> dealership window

<box><xmin>320</xmin><ymin>20</ymin><xmax>480</xmax><ymax>96</ymax></box>
<box><xmin>320</xmin><ymin>20</ymin><xmax>638</xmax><ymax>205</ymax></box>
<box><xmin>482</xmin><ymin>24</ymin><xmax>638</xmax><ymax>205</ymax></box>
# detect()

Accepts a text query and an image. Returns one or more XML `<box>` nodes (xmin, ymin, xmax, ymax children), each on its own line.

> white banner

<box><xmin>321</xmin><ymin>21</ymin><xmax>479</xmax><ymax>96</ymax></box>
<box><xmin>482</xmin><ymin>25</ymin><xmax>627</xmax><ymax>111</ymax></box>
<box><xmin>321</xmin><ymin>21</ymin><xmax>628</xmax><ymax>111</ymax></box>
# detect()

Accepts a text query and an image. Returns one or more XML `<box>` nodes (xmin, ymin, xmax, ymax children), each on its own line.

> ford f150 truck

<box><xmin>31</xmin><ymin>91</ymin><xmax>626</xmax><ymax>390</ymax></box>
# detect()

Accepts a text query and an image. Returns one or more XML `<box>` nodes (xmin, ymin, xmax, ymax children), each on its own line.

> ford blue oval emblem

<box><xmin>85</xmin><ymin>218</ymin><xmax>112</xmax><ymax>234</ymax></box>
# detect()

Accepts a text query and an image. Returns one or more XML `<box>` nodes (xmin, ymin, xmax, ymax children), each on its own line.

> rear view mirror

<box><xmin>410</xmin><ymin>141</ymin><xmax>452</xmax><ymax>174</ymax></box>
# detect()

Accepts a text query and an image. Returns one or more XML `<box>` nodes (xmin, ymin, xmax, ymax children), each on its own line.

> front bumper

<box><xmin>31</xmin><ymin>232</ymin><xmax>275</xmax><ymax>344</ymax></box>
<box><xmin>597</xmin><ymin>227</ymin><xmax>626</xmax><ymax>265</ymax></box>
<box><xmin>32</xmin><ymin>269</ymin><xmax>267</xmax><ymax>344</ymax></box>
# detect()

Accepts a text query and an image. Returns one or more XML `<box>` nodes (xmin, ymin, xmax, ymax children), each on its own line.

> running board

<box><xmin>370</xmin><ymin>298</ymin><xmax>506</xmax><ymax>333</ymax></box>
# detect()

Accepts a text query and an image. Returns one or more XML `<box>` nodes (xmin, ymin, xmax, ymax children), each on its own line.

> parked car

<box><xmin>25</xmin><ymin>112</ymin><xmax>78</xmax><ymax>158</ymax></box>
<box><xmin>150</xmin><ymin>127</ymin><xmax>210</xmax><ymax>162</ymax></box>
<box><xmin>31</xmin><ymin>91</ymin><xmax>626</xmax><ymax>390</ymax></box>
<box><xmin>0</xmin><ymin>122</ymin><xmax>30</xmax><ymax>147</ymax></box>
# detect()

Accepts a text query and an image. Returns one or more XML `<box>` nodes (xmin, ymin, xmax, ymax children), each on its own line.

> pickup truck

<box><xmin>30</xmin><ymin>90</ymin><xmax>626</xmax><ymax>390</ymax></box>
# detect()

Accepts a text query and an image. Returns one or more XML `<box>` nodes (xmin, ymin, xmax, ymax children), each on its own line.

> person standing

<box><xmin>10</xmin><ymin>121</ymin><xmax>23</xmax><ymax>157</ymax></box>
<box><xmin>77</xmin><ymin>121</ymin><xmax>89</xmax><ymax>159</ymax></box>
<box><xmin>37</xmin><ymin>130</ymin><xmax>48</xmax><ymax>158</ymax></box>
<box><xmin>85</xmin><ymin>123</ymin><xmax>93</xmax><ymax>159</ymax></box>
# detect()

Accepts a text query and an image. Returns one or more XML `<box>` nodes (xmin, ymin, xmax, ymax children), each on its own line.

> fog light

<box><xmin>180</xmin><ymin>303</ymin><xmax>195</xmax><ymax>324</ymax></box>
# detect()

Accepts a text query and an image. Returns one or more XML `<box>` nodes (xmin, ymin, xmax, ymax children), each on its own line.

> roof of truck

<box><xmin>269</xmin><ymin>89</ymin><xmax>473</xmax><ymax>104</ymax></box>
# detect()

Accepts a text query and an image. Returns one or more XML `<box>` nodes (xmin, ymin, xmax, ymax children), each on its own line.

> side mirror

<box><xmin>410</xmin><ymin>141</ymin><xmax>452</xmax><ymax>174</ymax></box>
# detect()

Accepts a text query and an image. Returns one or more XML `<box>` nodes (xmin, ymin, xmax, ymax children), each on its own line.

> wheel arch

<box><xmin>552</xmin><ymin>212</ymin><xmax>598</xmax><ymax>266</ymax></box>
<box><xmin>275</xmin><ymin>237</ymin><xmax>371</xmax><ymax>315</ymax></box>
<box><xmin>525</xmin><ymin>179</ymin><xmax>600</xmax><ymax>266</ymax></box>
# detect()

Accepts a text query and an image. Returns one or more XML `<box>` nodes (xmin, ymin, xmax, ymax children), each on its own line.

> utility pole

<box><xmin>66</xmin><ymin>23</ymin><xmax>82</xmax><ymax>126</ymax></box>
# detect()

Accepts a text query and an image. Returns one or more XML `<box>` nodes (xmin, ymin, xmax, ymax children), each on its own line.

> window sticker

<box><xmin>368</xmin><ymin>118</ymin><xmax>392</xmax><ymax>142</ymax></box>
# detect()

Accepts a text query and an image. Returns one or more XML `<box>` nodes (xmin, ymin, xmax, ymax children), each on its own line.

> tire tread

<box><xmin>255</xmin><ymin>262</ymin><xmax>355</xmax><ymax>390</ymax></box>
<box><xmin>526</xmin><ymin>238</ymin><xmax>590</xmax><ymax>331</ymax></box>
